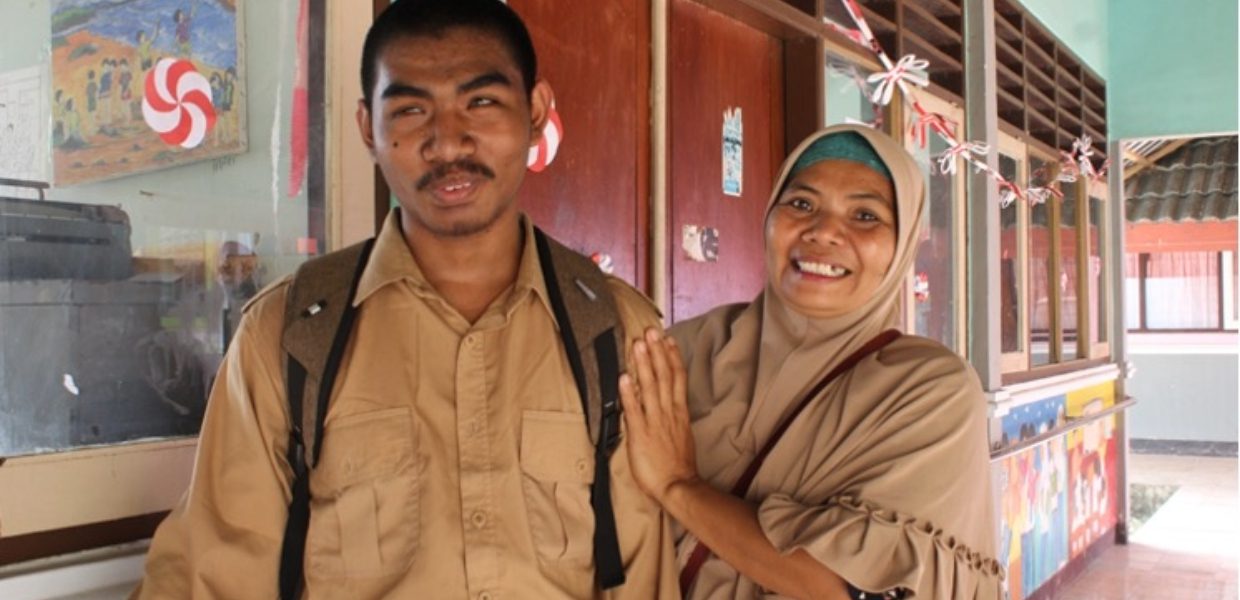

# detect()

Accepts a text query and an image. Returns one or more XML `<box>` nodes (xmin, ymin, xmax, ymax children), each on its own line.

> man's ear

<box><xmin>356</xmin><ymin>98</ymin><xmax>377</xmax><ymax>158</ymax></box>
<box><xmin>528</xmin><ymin>79</ymin><xmax>554</xmax><ymax>145</ymax></box>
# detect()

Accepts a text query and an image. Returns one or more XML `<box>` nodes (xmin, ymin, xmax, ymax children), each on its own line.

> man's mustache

<box><xmin>416</xmin><ymin>160</ymin><xmax>496</xmax><ymax>190</ymax></box>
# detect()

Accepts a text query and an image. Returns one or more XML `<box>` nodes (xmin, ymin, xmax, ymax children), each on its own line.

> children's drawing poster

<box><xmin>722</xmin><ymin>107</ymin><xmax>742</xmax><ymax>197</ymax></box>
<box><xmin>50</xmin><ymin>0</ymin><xmax>247</xmax><ymax>186</ymax></box>
<box><xmin>0</xmin><ymin>66</ymin><xmax>50</xmax><ymax>184</ymax></box>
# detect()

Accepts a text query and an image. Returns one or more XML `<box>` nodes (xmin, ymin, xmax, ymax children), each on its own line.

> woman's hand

<box><xmin>621</xmin><ymin>335</ymin><xmax>851</xmax><ymax>600</ymax></box>
<box><xmin>619</xmin><ymin>328</ymin><xmax>700</xmax><ymax>505</ymax></box>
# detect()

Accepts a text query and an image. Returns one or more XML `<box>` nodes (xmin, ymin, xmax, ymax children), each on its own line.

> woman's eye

<box><xmin>787</xmin><ymin>198</ymin><xmax>813</xmax><ymax>212</ymax></box>
<box><xmin>856</xmin><ymin>210</ymin><xmax>879</xmax><ymax>222</ymax></box>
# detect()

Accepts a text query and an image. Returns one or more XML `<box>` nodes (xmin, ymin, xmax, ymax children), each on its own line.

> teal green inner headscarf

<box><xmin>788</xmin><ymin>131</ymin><xmax>893</xmax><ymax>181</ymax></box>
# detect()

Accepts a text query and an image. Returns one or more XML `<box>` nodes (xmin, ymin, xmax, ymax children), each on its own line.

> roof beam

<box><xmin>1124</xmin><ymin>139</ymin><xmax>1191</xmax><ymax>179</ymax></box>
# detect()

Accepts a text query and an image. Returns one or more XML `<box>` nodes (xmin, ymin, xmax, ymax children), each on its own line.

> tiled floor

<box><xmin>1059</xmin><ymin>454</ymin><xmax>1239</xmax><ymax>599</ymax></box>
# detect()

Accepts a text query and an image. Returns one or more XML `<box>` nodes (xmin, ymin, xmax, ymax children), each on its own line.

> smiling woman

<box><xmin>619</xmin><ymin>124</ymin><xmax>1005</xmax><ymax>600</ymax></box>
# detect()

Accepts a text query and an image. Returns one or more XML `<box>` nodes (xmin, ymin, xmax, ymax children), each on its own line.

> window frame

<box><xmin>1026</xmin><ymin>144</ymin><xmax>1062</xmax><ymax>368</ymax></box>
<box><xmin>1224</xmin><ymin>251</ymin><xmax>1240</xmax><ymax>330</ymax></box>
<box><xmin>1126</xmin><ymin>249</ymin><xmax>1240</xmax><ymax>333</ymax></box>
<box><xmin>1085</xmin><ymin>178</ymin><xmax>1111</xmax><ymax>360</ymax></box>
<box><xmin>900</xmin><ymin>92</ymin><xmax>968</xmax><ymax>356</ymax></box>
<box><xmin>998</xmin><ymin>131</ymin><xmax>1030</xmax><ymax>373</ymax></box>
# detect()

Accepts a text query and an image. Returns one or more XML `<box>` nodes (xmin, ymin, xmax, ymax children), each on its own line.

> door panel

<box><xmin>668</xmin><ymin>0</ymin><xmax>784</xmax><ymax>322</ymax></box>
<box><xmin>510</xmin><ymin>0</ymin><xmax>648</xmax><ymax>288</ymax></box>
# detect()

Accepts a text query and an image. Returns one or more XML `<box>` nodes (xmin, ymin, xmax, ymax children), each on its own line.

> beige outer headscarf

<box><xmin>670</xmin><ymin>124</ymin><xmax>1004</xmax><ymax>599</ymax></box>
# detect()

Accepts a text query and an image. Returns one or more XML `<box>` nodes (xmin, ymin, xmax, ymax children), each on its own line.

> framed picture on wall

<box><xmin>50</xmin><ymin>0</ymin><xmax>247</xmax><ymax>186</ymax></box>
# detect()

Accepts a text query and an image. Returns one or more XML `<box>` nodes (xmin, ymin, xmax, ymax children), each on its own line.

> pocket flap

<box><xmin>313</xmin><ymin>407</ymin><xmax>415</xmax><ymax>494</ymax></box>
<box><xmin>520</xmin><ymin>410</ymin><xmax>595</xmax><ymax>483</ymax></box>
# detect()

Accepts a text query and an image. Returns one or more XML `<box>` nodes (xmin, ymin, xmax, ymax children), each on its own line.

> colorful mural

<box><xmin>993</xmin><ymin>381</ymin><xmax>1122</xmax><ymax>599</ymax></box>
<box><xmin>996</xmin><ymin>437</ymin><xmax>1070</xmax><ymax>600</ymax></box>
<box><xmin>994</xmin><ymin>394</ymin><xmax>1067</xmax><ymax>452</ymax></box>
<box><xmin>1066</xmin><ymin>381</ymin><xmax>1119</xmax><ymax>558</ymax></box>
<box><xmin>50</xmin><ymin>0</ymin><xmax>246</xmax><ymax>185</ymax></box>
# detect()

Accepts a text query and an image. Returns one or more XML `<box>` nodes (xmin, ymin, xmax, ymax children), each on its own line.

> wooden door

<box><xmin>667</xmin><ymin>0</ymin><xmax>784</xmax><ymax>322</ymax></box>
<box><xmin>510</xmin><ymin>0</ymin><xmax>649</xmax><ymax>289</ymax></box>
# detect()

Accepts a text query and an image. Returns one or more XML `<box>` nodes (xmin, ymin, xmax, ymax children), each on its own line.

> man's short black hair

<box><xmin>360</xmin><ymin>0</ymin><xmax>537</xmax><ymax>108</ymax></box>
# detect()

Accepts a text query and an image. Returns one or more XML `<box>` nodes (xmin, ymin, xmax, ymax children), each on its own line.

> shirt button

<box><xmin>471</xmin><ymin>510</ymin><xmax>488</xmax><ymax>528</ymax></box>
<box><xmin>464</xmin><ymin>334</ymin><xmax>477</xmax><ymax>346</ymax></box>
<box><xmin>575</xmin><ymin>459</ymin><xmax>589</xmax><ymax>474</ymax></box>
<box><xmin>478</xmin><ymin>593</ymin><xmax>494</xmax><ymax>600</ymax></box>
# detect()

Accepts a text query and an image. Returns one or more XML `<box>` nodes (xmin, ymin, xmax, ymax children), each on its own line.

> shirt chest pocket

<box><xmin>519</xmin><ymin>410</ymin><xmax>596</xmax><ymax>567</ymax></box>
<box><xmin>307</xmin><ymin>407</ymin><xmax>420</xmax><ymax>580</ymax></box>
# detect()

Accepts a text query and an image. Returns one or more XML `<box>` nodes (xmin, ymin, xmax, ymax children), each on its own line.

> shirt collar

<box><xmin>353</xmin><ymin>210</ymin><xmax>559</xmax><ymax>327</ymax></box>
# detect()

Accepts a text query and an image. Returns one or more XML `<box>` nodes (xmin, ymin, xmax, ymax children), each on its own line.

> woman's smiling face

<box><xmin>765</xmin><ymin>158</ymin><xmax>898</xmax><ymax>319</ymax></box>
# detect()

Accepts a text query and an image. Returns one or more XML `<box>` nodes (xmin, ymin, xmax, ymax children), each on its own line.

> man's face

<box><xmin>357</xmin><ymin>27</ymin><xmax>551</xmax><ymax>238</ymax></box>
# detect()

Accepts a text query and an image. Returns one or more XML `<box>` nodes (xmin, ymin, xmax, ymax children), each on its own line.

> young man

<box><xmin>133</xmin><ymin>1</ymin><xmax>676</xmax><ymax>598</ymax></box>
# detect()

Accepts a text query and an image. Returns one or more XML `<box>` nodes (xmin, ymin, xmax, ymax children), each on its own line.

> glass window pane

<box><xmin>1145</xmin><ymin>252</ymin><xmax>1221</xmax><ymax>329</ymax></box>
<box><xmin>1226</xmin><ymin>251</ymin><xmax>1239</xmax><ymax>330</ymax></box>
<box><xmin>999</xmin><ymin>152</ymin><xmax>1023</xmax><ymax>354</ymax></box>
<box><xmin>1088</xmin><ymin>196</ymin><xmax>1107</xmax><ymax>345</ymax></box>
<box><xmin>1124</xmin><ymin>254</ymin><xmax>1142</xmax><ymax>330</ymax></box>
<box><xmin>1029</xmin><ymin>156</ymin><xmax>1053</xmax><ymax>366</ymax></box>
<box><xmin>824</xmin><ymin>56</ymin><xmax>877</xmax><ymax>127</ymax></box>
<box><xmin>910</xmin><ymin>133</ymin><xmax>958</xmax><ymax>350</ymax></box>
<box><xmin>1</xmin><ymin>0</ymin><xmax>319</xmax><ymax>456</ymax></box>
<box><xmin>1060</xmin><ymin>181</ymin><xmax>1080</xmax><ymax>359</ymax></box>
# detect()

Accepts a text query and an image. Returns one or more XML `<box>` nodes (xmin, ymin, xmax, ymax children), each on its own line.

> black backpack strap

<box><xmin>533</xmin><ymin>227</ymin><xmax>627</xmax><ymax>589</ymax></box>
<box><xmin>278</xmin><ymin>238</ymin><xmax>375</xmax><ymax>600</ymax></box>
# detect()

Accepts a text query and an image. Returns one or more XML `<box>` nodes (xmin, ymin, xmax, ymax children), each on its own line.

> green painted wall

<box><xmin>1021</xmin><ymin>0</ymin><xmax>1108</xmax><ymax>77</ymax></box>
<box><xmin>1107</xmin><ymin>0</ymin><xmax>1239</xmax><ymax>139</ymax></box>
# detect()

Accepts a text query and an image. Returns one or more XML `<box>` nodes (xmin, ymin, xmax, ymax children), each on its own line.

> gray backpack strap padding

<box><xmin>534</xmin><ymin>227</ymin><xmax>626</xmax><ymax>448</ymax></box>
<box><xmin>281</xmin><ymin>239</ymin><xmax>374</xmax><ymax>466</ymax></box>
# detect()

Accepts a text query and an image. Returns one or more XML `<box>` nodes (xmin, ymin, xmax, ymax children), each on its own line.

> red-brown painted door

<box><xmin>509</xmin><ymin>0</ymin><xmax>649</xmax><ymax>290</ymax></box>
<box><xmin>668</xmin><ymin>0</ymin><xmax>784</xmax><ymax>322</ymax></box>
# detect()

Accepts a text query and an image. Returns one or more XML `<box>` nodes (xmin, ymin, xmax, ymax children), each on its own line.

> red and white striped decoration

<box><xmin>142</xmin><ymin>58</ymin><xmax>217</xmax><ymax>149</ymax></box>
<box><xmin>527</xmin><ymin>102</ymin><xmax>563</xmax><ymax>173</ymax></box>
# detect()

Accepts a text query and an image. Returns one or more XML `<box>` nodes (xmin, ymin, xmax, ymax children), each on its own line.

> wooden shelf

<box><xmin>1025</xmin><ymin>40</ymin><xmax>1055</xmax><ymax>71</ymax></box>
<box><xmin>903</xmin><ymin>1</ymin><xmax>961</xmax><ymax>44</ymax></box>
<box><xmin>920</xmin><ymin>0</ymin><xmax>962</xmax><ymax>18</ymax></box>
<box><xmin>1086</xmin><ymin>125</ymin><xmax>1106</xmax><ymax>147</ymax></box>
<box><xmin>998</xmin><ymin>86</ymin><xmax>1024</xmax><ymax>110</ymax></box>
<box><xmin>1084</xmin><ymin>87</ymin><xmax>1105</xmax><ymax>110</ymax></box>
<box><xmin>1028</xmin><ymin>87</ymin><xmax>1056</xmax><ymax>115</ymax></box>
<box><xmin>995</xmin><ymin>14</ymin><xmax>1022</xmax><ymax>42</ymax></box>
<box><xmin>1058</xmin><ymin>84</ymin><xmax>1083</xmax><ymax>111</ymax></box>
<box><xmin>859</xmin><ymin>4</ymin><xmax>897</xmax><ymax>33</ymax></box>
<box><xmin>996</xmin><ymin>35</ymin><xmax>1023</xmax><ymax>66</ymax></box>
<box><xmin>857</xmin><ymin>0</ymin><xmax>1108</xmax><ymax>155</ymax></box>
<box><xmin>905</xmin><ymin>33</ymin><xmax>962</xmax><ymax>73</ymax></box>
<box><xmin>1058</xmin><ymin>106</ymin><xmax>1082</xmax><ymax>131</ymax></box>
<box><xmin>1083</xmin><ymin>104</ymin><xmax>1105</xmax><ymax>126</ymax></box>
<box><xmin>998</xmin><ymin>62</ymin><xmax>1023</xmax><ymax>91</ymax></box>
<box><xmin>1027</xmin><ymin>65</ymin><xmax>1057</xmax><ymax>94</ymax></box>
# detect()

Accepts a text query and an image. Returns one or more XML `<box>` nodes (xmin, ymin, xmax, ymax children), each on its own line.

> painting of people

<box><xmin>50</xmin><ymin>0</ymin><xmax>245</xmax><ymax>186</ymax></box>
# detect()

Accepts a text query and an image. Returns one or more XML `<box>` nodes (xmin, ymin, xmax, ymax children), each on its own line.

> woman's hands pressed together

<box><xmin>618</xmin><ymin>328</ymin><xmax>701</xmax><ymax>505</ymax></box>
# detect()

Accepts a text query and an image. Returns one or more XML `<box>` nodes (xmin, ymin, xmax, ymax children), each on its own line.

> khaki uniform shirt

<box><xmin>134</xmin><ymin>214</ymin><xmax>677</xmax><ymax>599</ymax></box>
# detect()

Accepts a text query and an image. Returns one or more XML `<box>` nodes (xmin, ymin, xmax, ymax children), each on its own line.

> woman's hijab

<box><xmin>674</xmin><ymin>123</ymin><xmax>925</xmax><ymax>463</ymax></box>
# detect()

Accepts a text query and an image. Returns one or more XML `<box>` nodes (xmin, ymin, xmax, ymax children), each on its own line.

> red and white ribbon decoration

<box><xmin>527</xmin><ymin>101</ymin><xmax>563</xmax><ymax>173</ymax></box>
<box><xmin>866</xmin><ymin>54</ymin><xmax>930</xmax><ymax>106</ymax></box>
<box><xmin>831</xmin><ymin>0</ymin><xmax>1110</xmax><ymax>207</ymax></box>
<box><xmin>936</xmin><ymin>141</ymin><xmax>990</xmax><ymax>176</ymax></box>
<box><xmin>910</xmin><ymin>111</ymin><xmax>957</xmax><ymax>149</ymax></box>
<box><xmin>142</xmin><ymin>58</ymin><xmax>217</xmax><ymax>149</ymax></box>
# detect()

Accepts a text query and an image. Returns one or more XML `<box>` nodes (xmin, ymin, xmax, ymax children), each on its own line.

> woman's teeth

<box><xmin>798</xmin><ymin>260</ymin><xmax>849</xmax><ymax>277</ymax></box>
